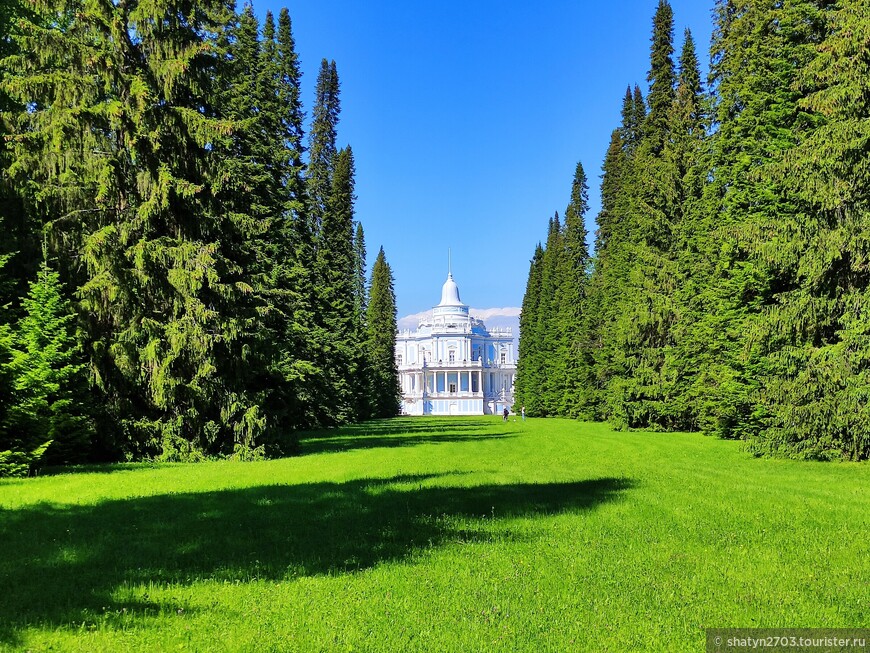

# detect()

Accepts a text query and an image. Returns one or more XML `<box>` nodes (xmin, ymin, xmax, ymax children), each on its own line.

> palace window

<box><xmin>397</xmin><ymin>354</ymin><xmax>403</xmax><ymax>366</ymax></box>
<box><xmin>449</xmin><ymin>383</ymin><xmax>457</xmax><ymax>393</ymax></box>
<box><xmin>449</xmin><ymin>351</ymin><xmax>455</xmax><ymax>363</ymax></box>
<box><xmin>500</xmin><ymin>352</ymin><xmax>506</xmax><ymax>364</ymax></box>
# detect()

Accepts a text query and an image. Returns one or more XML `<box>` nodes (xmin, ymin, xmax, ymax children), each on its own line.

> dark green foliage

<box><xmin>557</xmin><ymin>163</ymin><xmax>592</xmax><ymax>417</ymax></box>
<box><xmin>514</xmin><ymin>244</ymin><xmax>543</xmax><ymax>415</ymax></box>
<box><xmin>741</xmin><ymin>0</ymin><xmax>869</xmax><ymax>460</ymax></box>
<box><xmin>268</xmin><ymin>6</ymin><xmax>324</xmax><ymax>435</ymax></box>
<box><xmin>366</xmin><ymin>248</ymin><xmax>400</xmax><ymax>418</ymax></box>
<box><xmin>353</xmin><ymin>222</ymin><xmax>368</xmax><ymax>334</ymax></box>
<box><xmin>351</xmin><ymin>222</ymin><xmax>371</xmax><ymax>418</ymax></box>
<box><xmin>517</xmin><ymin>0</ymin><xmax>866</xmax><ymax>459</ymax></box>
<box><xmin>688</xmin><ymin>0</ymin><xmax>822</xmax><ymax>447</ymax></box>
<box><xmin>535</xmin><ymin>215</ymin><xmax>563</xmax><ymax>417</ymax></box>
<box><xmin>584</xmin><ymin>130</ymin><xmax>628</xmax><ymax>418</ymax></box>
<box><xmin>316</xmin><ymin>146</ymin><xmax>358</xmax><ymax>423</ymax></box>
<box><xmin>308</xmin><ymin>59</ymin><xmax>340</xmax><ymax>238</ymax></box>
<box><xmin>0</xmin><ymin>0</ymin><xmax>38</xmax><ymax>318</ymax></box>
<box><xmin>0</xmin><ymin>0</ymin><xmax>383</xmax><ymax>468</ymax></box>
<box><xmin>645</xmin><ymin>0</ymin><xmax>676</xmax><ymax>153</ymax></box>
<box><xmin>514</xmin><ymin>185</ymin><xmax>593</xmax><ymax>419</ymax></box>
<box><xmin>619</xmin><ymin>85</ymin><xmax>646</xmax><ymax>152</ymax></box>
<box><xmin>4</xmin><ymin>253</ymin><xmax>92</xmax><ymax>471</ymax></box>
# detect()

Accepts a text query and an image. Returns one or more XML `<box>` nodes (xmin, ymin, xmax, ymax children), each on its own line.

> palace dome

<box><xmin>439</xmin><ymin>273</ymin><xmax>464</xmax><ymax>306</ymax></box>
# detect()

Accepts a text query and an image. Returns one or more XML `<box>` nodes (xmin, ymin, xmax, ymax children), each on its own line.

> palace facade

<box><xmin>395</xmin><ymin>271</ymin><xmax>516</xmax><ymax>416</ymax></box>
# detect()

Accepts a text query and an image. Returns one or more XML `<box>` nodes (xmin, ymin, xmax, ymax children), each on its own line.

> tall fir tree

<box><xmin>556</xmin><ymin>162</ymin><xmax>592</xmax><ymax>417</ymax></box>
<box><xmin>304</xmin><ymin>58</ymin><xmax>350</xmax><ymax>426</ymax></box>
<box><xmin>535</xmin><ymin>214</ymin><xmax>563</xmax><ymax>416</ymax></box>
<box><xmin>351</xmin><ymin>222</ymin><xmax>370</xmax><ymax>418</ymax></box>
<box><xmin>663</xmin><ymin>28</ymin><xmax>711</xmax><ymax>430</ymax></box>
<box><xmin>316</xmin><ymin>146</ymin><xmax>358</xmax><ymax>422</ymax></box>
<box><xmin>353</xmin><ymin>222</ymin><xmax>368</xmax><ymax>335</ymax></box>
<box><xmin>270</xmin><ymin>6</ymin><xmax>324</xmax><ymax>432</ymax></box>
<box><xmin>587</xmin><ymin>115</ymin><xmax>635</xmax><ymax>421</ymax></box>
<box><xmin>685</xmin><ymin>0</ymin><xmax>819</xmax><ymax>444</ymax></box>
<box><xmin>514</xmin><ymin>243</ymin><xmax>544</xmax><ymax>415</ymax></box>
<box><xmin>743</xmin><ymin>0</ymin><xmax>867</xmax><ymax>460</ymax></box>
<box><xmin>644</xmin><ymin>0</ymin><xmax>677</xmax><ymax>153</ymax></box>
<box><xmin>608</xmin><ymin>0</ymin><xmax>684</xmax><ymax>429</ymax></box>
<box><xmin>366</xmin><ymin>247</ymin><xmax>400</xmax><ymax>418</ymax></box>
<box><xmin>308</xmin><ymin>59</ymin><xmax>340</xmax><ymax>240</ymax></box>
<box><xmin>3</xmin><ymin>0</ymin><xmax>278</xmax><ymax>459</ymax></box>
<box><xmin>276</xmin><ymin>7</ymin><xmax>308</xmax><ymax>225</ymax></box>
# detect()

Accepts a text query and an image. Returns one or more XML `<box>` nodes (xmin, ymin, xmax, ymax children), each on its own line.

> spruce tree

<box><xmin>6</xmin><ymin>252</ymin><xmax>92</xmax><ymax>469</ymax></box>
<box><xmin>662</xmin><ymin>28</ymin><xmax>710</xmax><ymax>430</ymax></box>
<box><xmin>353</xmin><ymin>222</ymin><xmax>368</xmax><ymax>334</ymax></box>
<box><xmin>366</xmin><ymin>247</ymin><xmax>400</xmax><ymax>418</ymax></box>
<box><xmin>303</xmin><ymin>58</ymin><xmax>348</xmax><ymax>426</ymax></box>
<box><xmin>316</xmin><ymin>146</ymin><xmax>358</xmax><ymax>422</ymax></box>
<box><xmin>689</xmin><ymin>0</ymin><xmax>819</xmax><ymax>444</ymax></box>
<box><xmin>536</xmin><ymin>215</ymin><xmax>563</xmax><ymax>416</ymax></box>
<box><xmin>557</xmin><ymin>162</ymin><xmax>592</xmax><ymax>417</ymax></box>
<box><xmin>308</xmin><ymin>59</ymin><xmax>340</xmax><ymax>239</ymax></box>
<box><xmin>270</xmin><ymin>6</ymin><xmax>324</xmax><ymax>432</ymax></box>
<box><xmin>608</xmin><ymin>0</ymin><xmax>683</xmax><ymax>430</ymax></box>
<box><xmin>275</xmin><ymin>7</ymin><xmax>310</xmax><ymax>249</ymax></box>
<box><xmin>351</xmin><ymin>222</ymin><xmax>370</xmax><ymax>418</ymax></box>
<box><xmin>632</xmin><ymin>85</ymin><xmax>647</xmax><ymax>144</ymax></box>
<box><xmin>744</xmin><ymin>0</ymin><xmax>869</xmax><ymax>460</ymax></box>
<box><xmin>645</xmin><ymin>0</ymin><xmax>676</xmax><ymax>153</ymax></box>
<box><xmin>586</xmin><ymin>120</ymin><xmax>634</xmax><ymax>422</ymax></box>
<box><xmin>515</xmin><ymin>244</ymin><xmax>544</xmax><ymax>415</ymax></box>
<box><xmin>4</xmin><ymin>0</ymin><xmax>276</xmax><ymax>459</ymax></box>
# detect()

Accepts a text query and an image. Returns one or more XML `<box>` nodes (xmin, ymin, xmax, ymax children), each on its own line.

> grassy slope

<box><xmin>0</xmin><ymin>417</ymin><xmax>867</xmax><ymax>652</ymax></box>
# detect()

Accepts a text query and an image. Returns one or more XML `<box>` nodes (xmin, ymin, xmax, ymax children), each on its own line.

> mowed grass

<box><xmin>0</xmin><ymin>417</ymin><xmax>867</xmax><ymax>652</ymax></box>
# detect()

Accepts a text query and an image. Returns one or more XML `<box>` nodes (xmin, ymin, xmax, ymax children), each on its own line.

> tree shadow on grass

<box><xmin>299</xmin><ymin>417</ymin><xmax>503</xmax><ymax>438</ymax></box>
<box><xmin>301</xmin><ymin>431</ymin><xmax>515</xmax><ymax>455</ymax></box>
<box><xmin>22</xmin><ymin>419</ymin><xmax>501</xmax><ymax>476</ymax></box>
<box><xmin>298</xmin><ymin>417</ymin><xmax>514</xmax><ymax>455</ymax></box>
<box><xmin>22</xmin><ymin>420</ymin><xmax>500</xmax><ymax>476</ymax></box>
<box><xmin>35</xmin><ymin>462</ymin><xmax>179</xmax><ymax>477</ymax></box>
<box><xmin>0</xmin><ymin>474</ymin><xmax>633</xmax><ymax>645</ymax></box>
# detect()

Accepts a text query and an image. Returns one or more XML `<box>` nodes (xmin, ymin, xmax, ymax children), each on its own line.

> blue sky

<box><xmin>251</xmin><ymin>0</ymin><xmax>716</xmax><ymax>317</ymax></box>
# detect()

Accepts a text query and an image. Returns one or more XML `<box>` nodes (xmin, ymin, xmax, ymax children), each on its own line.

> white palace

<box><xmin>395</xmin><ymin>270</ymin><xmax>516</xmax><ymax>416</ymax></box>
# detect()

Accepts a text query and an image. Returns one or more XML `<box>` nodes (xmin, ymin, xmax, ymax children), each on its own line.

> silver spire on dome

<box><xmin>438</xmin><ymin>248</ymin><xmax>465</xmax><ymax>306</ymax></box>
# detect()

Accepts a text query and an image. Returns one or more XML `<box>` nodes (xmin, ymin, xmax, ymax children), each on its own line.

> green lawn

<box><xmin>1</xmin><ymin>417</ymin><xmax>867</xmax><ymax>652</ymax></box>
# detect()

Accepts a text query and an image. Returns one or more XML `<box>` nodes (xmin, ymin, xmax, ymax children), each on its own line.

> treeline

<box><xmin>515</xmin><ymin>0</ymin><xmax>870</xmax><ymax>461</ymax></box>
<box><xmin>0</xmin><ymin>0</ymin><xmax>400</xmax><ymax>475</ymax></box>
